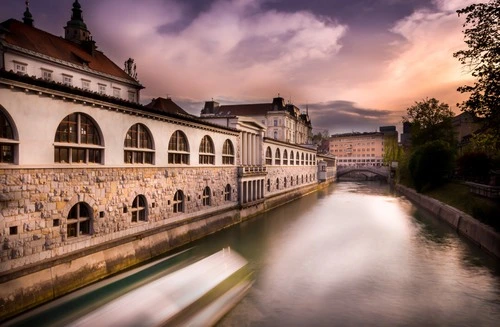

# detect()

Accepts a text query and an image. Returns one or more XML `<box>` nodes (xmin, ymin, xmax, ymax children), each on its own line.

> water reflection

<box><xmin>214</xmin><ymin>181</ymin><xmax>500</xmax><ymax>326</ymax></box>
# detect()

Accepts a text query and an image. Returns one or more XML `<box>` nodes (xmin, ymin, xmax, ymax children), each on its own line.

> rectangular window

<box><xmin>128</xmin><ymin>91</ymin><xmax>136</xmax><ymax>102</ymax></box>
<box><xmin>82</xmin><ymin>79</ymin><xmax>90</xmax><ymax>90</ymax></box>
<box><xmin>113</xmin><ymin>87</ymin><xmax>121</xmax><ymax>98</ymax></box>
<box><xmin>41</xmin><ymin>69</ymin><xmax>53</xmax><ymax>81</ymax></box>
<box><xmin>14</xmin><ymin>61</ymin><xmax>27</xmax><ymax>74</ymax></box>
<box><xmin>62</xmin><ymin>74</ymin><xmax>73</xmax><ymax>86</ymax></box>
<box><xmin>98</xmin><ymin>84</ymin><xmax>106</xmax><ymax>94</ymax></box>
<box><xmin>274</xmin><ymin>120</ymin><xmax>278</xmax><ymax>126</ymax></box>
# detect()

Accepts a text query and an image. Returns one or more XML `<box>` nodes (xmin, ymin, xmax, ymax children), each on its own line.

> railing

<box><xmin>465</xmin><ymin>182</ymin><xmax>500</xmax><ymax>199</ymax></box>
<box><xmin>238</xmin><ymin>165</ymin><xmax>267</xmax><ymax>175</ymax></box>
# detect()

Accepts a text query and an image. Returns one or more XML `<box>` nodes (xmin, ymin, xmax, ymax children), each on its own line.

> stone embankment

<box><xmin>396</xmin><ymin>184</ymin><xmax>500</xmax><ymax>258</ymax></box>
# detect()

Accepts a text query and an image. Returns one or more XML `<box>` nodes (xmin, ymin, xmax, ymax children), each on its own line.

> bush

<box><xmin>456</xmin><ymin>152</ymin><xmax>491</xmax><ymax>183</ymax></box>
<box><xmin>409</xmin><ymin>140</ymin><xmax>454</xmax><ymax>192</ymax></box>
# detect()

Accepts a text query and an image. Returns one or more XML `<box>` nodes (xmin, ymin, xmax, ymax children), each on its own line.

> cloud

<box><xmin>88</xmin><ymin>0</ymin><xmax>347</xmax><ymax>104</ymax></box>
<box><xmin>343</xmin><ymin>3</ymin><xmax>474</xmax><ymax>113</ymax></box>
<box><xmin>307</xmin><ymin>101</ymin><xmax>404</xmax><ymax>134</ymax></box>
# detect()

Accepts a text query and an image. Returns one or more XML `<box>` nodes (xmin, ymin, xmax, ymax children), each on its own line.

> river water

<box><xmin>209</xmin><ymin>181</ymin><xmax>500</xmax><ymax>326</ymax></box>
<box><xmin>7</xmin><ymin>182</ymin><xmax>500</xmax><ymax>326</ymax></box>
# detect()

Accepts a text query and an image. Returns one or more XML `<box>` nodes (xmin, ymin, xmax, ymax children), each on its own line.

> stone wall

<box><xmin>0</xmin><ymin>166</ymin><xmax>238</xmax><ymax>272</ymax></box>
<box><xmin>396</xmin><ymin>184</ymin><xmax>500</xmax><ymax>258</ymax></box>
<box><xmin>0</xmin><ymin>165</ymin><xmax>329</xmax><ymax>321</ymax></box>
<box><xmin>265</xmin><ymin>165</ymin><xmax>317</xmax><ymax>195</ymax></box>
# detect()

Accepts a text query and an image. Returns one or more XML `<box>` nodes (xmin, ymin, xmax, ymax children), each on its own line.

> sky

<box><xmin>0</xmin><ymin>0</ymin><xmax>480</xmax><ymax>135</ymax></box>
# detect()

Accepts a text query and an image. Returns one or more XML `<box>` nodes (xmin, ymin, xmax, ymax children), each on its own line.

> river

<box><xmin>6</xmin><ymin>181</ymin><xmax>500</xmax><ymax>326</ymax></box>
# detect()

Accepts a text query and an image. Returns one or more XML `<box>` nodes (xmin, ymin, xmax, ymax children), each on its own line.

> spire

<box><xmin>23</xmin><ymin>0</ymin><xmax>34</xmax><ymax>26</ymax></box>
<box><xmin>64</xmin><ymin>0</ymin><xmax>91</xmax><ymax>44</ymax></box>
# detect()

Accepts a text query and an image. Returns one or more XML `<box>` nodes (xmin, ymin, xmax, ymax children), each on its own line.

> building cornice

<box><xmin>0</xmin><ymin>74</ymin><xmax>239</xmax><ymax>136</ymax></box>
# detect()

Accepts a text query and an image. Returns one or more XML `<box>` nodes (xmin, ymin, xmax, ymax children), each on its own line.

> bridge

<box><xmin>337</xmin><ymin>165</ymin><xmax>390</xmax><ymax>179</ymax></box>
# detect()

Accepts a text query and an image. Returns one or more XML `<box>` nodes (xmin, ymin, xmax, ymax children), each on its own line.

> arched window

<box><xmin>131</xmin><ymin>195</ymin><xmax>147</xmax><ymax>222</ymax></box>
<box><xmin>222</xmin><ymin>139</ymin><xmax>234</xmax><ymax>164</ymax></box>
<box><xmin>276</xmin><ymin>178</ymin><xmax>280</xmax><ymax>190</ymax></box>
<box><xmin>284</xmin><ymin>177</ymin><xmax>287</xmax><ymax>188</ymax></box>
<box><xmin>202</xmin><ymin>186</ymin><xmax>211</xmax><ymax>206</ymax></box>
<box><xmin>274</xmin><ymin>148</ymin><xmax>281</xmax><ymax>165</ymax></box>
<box><xmin>273</xmin><ymin>130</ymin><xmax>278</xmax><ymax>139</ymax></box>
<box><xmin>54</xmin><ymin>113</ymin><xmax>102</xmax><ymax>163</ymax></box>
<box><xmin>302</xmin><ymin>175</ymin><xmax>304</xmax><ymax>184</ymax></box>
<box><xmin>173</xmin><ymin>190</ymin><xmax>184</xmax><ymax>213</ymax></box>
<box><xmin>224</xmin><ymin>184</ymin><xmax>231</xmax><ymax>201</ymax></box>
<box><xmin>199</xmin><ymin>135</ymin><xmax>215</xmax><ymax>164</ymax></box>
<box><xmin>306</xmin><ymin>175</ymin><xmax>308</xmax><ymax>182</ymax></box>
<box><xmin>124</xmin><ymin>123</ymin><xmax>154</xmax><ymax>164</ymax></box>
<box><xmin>265</xmin><ymin>146</ymin><xmax>272</xmax><ymax>165</ymax></box>
<box><xmin>283</xmin><ymin>150</ymin><xmax>288</xmax><ymax>165</ymax></box>
<box><xmin>290</xmin><ymin>151</ymin><xmax>294</xmax><ymax>165</ymax></box>
<box><xmin>168</xmin><ymin>130</ymin><xmax>189</xmax><ymax>164</ymax></box>
<box><xmin>67</xmin><ymin>202</ymin><xmax>92</xmax><ymax>237</ymax></box>
<box><xmin>301</xmin><ymin>153</ymin><xmax>304</xmax><ymax>165</ymax></box>
<box><xmin>0</xmin><ymin>108</ymin><xmax>16</xmax><ymax>163</ymax></box>
<box><xmin>267</xmin><ymin>179</ymin><xmax>270</xmax><ymax>192</ymax></box>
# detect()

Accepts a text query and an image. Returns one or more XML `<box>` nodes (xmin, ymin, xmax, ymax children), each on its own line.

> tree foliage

<box><xmin>454</xmin><ymin>0</ymin><xmax>500</xmax><ymax>142</ymax></box>
<box><xmin>312</xmin><ymin>130</ymin><xmax>330</xmax><ymax>153</ymax></box>
<box><xmin>402</xmin><ymin>98</ymin><xmax>455</xmax><ymax>147</ymax></box>
<box><xmin>408</xmin><ymin>140</ymin><xmax>454</xmax><ymax>192</ymax></box>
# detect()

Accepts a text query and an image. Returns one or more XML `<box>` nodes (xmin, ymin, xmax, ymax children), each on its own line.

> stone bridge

<box><xmin>337</xmin><ymin>165</ymin><xmax>390</xmax><ymax>179</ymax></box>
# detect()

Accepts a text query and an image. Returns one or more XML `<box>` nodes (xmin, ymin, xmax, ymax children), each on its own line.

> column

<box><xmin>256</xmin><ymin>180</ymin><xmax>260</xmax><ymax>199</ymax></box>
<box><xmin>242</xmin><ymin>132</ymin><xmax>247</xmax><ymax>165</ymax></box>
<box><xmin>246</xmin><ymin>133</ymin><xmax>251</xmax><ymax>166</ymax></box>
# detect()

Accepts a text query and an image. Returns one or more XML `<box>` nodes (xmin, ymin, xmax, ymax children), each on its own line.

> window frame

<box><xmin>202</xmin><ymin>186</ymin><xmax>211</xmax><ymax>206</ymax></box>
<box><xmin>222</xmin><ymin>139</ymin><xmax>235</xmax><ymax>165</ymax></box>
<box><xmin>54</xmin><ymin>113</ymin><xmax>103</xmax><ymax>164</ymax></box>
<box><xmin>199</xmin><ymin>135</ymin><xmax>215</xmax><ymax>165</ymax></box>
<box><xmin>67</xmin><ymin>202</ymin><xmax>92</xmax><ymax>238</ymax></box>
<box><xmin>173</xmin><ymin>190</ymin><xmax>184</xmax><ymax>213</ymax></box>
<box><xmin>131</xmin><ymin>195</ymin><xmax>147</xmax><ymax>222</ymax></box>
<box><xmin>124</xmin><ymin>123</ymin><xmax>155</xmax><ymax>164</ymax></box>
<box><xmin>168</xmin><ymin>130</ymin><xmax>190</xmax><ymax>164</ymax></box>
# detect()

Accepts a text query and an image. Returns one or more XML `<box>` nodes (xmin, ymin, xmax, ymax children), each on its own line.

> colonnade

<box><xmin>241</xmin><ymin>131</ymin><xmax>261</xmax><ymax>166</ymax></box>
<box><xmin>240</xmin><ymin>178</ymin><xmax>265</xmax><ymax>204</ymax></box>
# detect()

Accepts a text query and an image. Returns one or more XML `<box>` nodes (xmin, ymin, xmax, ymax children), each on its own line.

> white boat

<box><xmin>69</xmin><ymin>248</ymin><xmax>252</xmax><ymax>327</ymax></box>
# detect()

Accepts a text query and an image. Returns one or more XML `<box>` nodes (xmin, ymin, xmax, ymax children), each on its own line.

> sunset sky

<box><xmin>1</xmin><ymin>0</ymin><xmax>479</xmax><ymax>134</ymax></box>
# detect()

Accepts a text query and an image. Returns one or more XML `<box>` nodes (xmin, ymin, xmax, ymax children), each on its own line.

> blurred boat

<box><xmin>69</xmin><ymin>248</ymin><xmax>252</xmax><ymax>327</ymax></box>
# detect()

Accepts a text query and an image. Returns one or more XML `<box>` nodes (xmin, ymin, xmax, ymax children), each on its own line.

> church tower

<box><xmin>64</xmin><ymin>0</ymin><xmax>90</xmax><ymax>44</ymax></box>
<box><xmin>22</xmin><ymin>1</ymin><xmax>34</xmax><ymax>26</ymax></box>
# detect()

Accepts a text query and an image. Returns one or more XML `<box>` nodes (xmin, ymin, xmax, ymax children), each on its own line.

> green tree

<box><xmin>454</xmin><ymin>0</ymin><xmax>500</xmax><ymax>149</ymax></box>
<box><xmin>383</xmin><ymin>135</ymin><xmax>402</xmax><ymax>164</ymax></box>
<box><xmin>408</xmin><ymin>140</ymin><xmax>454</xmax><ymax>192</ymax></box>
<box><xmin>402</xmin><ymin>98</ymin><xmax>455</xmax><ymax>147</ymax></box>
<box><xmin>312</xmin><ymin>130</ymin><xmax>330</xmax><ymax>153</ymax></box>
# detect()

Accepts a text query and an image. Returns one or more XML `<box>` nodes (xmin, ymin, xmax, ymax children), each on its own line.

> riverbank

<box><xmin>0</xmin><ymin>181</ymin><xmax>328</xmax><ymax>322</ymax></box>
<box><xmin>396</xmin><ymin>184</ymin><xmax>500</xmax><ymax>258</ymax></box>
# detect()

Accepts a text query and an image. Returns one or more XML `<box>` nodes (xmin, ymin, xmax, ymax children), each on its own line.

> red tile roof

<box><xmin>0</xmin><ymin>19</ymin><xmax>139</xmax><ymax>84</ymax></box>
<box><xmin>145</xmin><ymin>97</ymin><xmax>191</xmax><ymax>116</ymax></box>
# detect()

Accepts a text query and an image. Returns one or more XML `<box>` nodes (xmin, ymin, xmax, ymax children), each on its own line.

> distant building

<box><xmin>200</xmin><ymin>96</ymin><xmax>312</xmax><ymax>145</ymax></box>
<box><xmin>400</xmin><ymin>122</ymin><xmax>412</xmax><ymax>148</ymax></box>
<box><xmin>401</xmin><ymin>113</ymin><xmax>481</xmax><ymax>150</ymax></box>
<box><xmin>452</xmin><ymin>112</ymin><xmax>481</xmax><ymax>151</ymax></box>
<box><xmin>329</xmin><ymin>126</ymin><xmax>398</xmax><ymax>167</ymax></box>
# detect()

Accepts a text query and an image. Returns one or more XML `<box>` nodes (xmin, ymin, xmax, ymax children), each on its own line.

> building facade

<box><xmin>201</xmin><ymin>96</ymin><xmax>313</xmax><ymax>145</ymax></box>
<box><xmin>329</xmin><ymin>131</ymin><xmax>389</xmax><ymax>167</ymax></box>
<box><xmin>0</xmin><ymin>2</ymin><xmax>332</xmax><ymax>319</ymax></box>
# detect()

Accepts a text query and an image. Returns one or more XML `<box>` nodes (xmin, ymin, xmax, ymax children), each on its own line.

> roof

<box><xmin>214</xmin><ymin>103</ymin><xmax>273</xmax><ymax>116</ymax></box>
<box><xmin>0</xmin><ymin>19</ymin><xmax>140</xmax><ymax>85</ymax></box>
<box><xmin>145</xmin><ymin>97</ymin><xmax>191</xmax><ymax>116</ymax></box>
